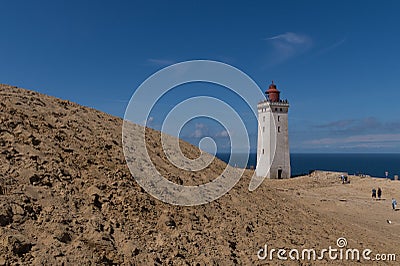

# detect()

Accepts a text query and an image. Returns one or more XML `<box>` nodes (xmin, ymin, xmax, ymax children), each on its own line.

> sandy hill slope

<box><xmin>0</xmin><ymin>84</ymin><xmax>399</xmax><ymax>265</ymax></box>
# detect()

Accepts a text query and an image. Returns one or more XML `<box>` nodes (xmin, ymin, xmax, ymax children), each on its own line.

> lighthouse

<box><xmin>256</xmin><ymin>81</ymin><xmax>291</xmax><ymax>179</ymax></box>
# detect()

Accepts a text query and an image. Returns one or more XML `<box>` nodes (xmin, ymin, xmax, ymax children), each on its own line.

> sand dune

<box><xmin>0</xmin><ymin>84</ymin><xmax>399</xmax><ymax>265</ymax></box>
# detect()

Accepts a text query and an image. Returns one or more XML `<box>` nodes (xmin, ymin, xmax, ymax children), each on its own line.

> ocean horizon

<box><xmin>216</xmin><ymin>153</ymin><xmax>400</xmax><ymax>179</ymax></box>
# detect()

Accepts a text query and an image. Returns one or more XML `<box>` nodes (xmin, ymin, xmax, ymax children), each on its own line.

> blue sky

<box><xmin>1</xmin><ymin>0</ymin><xmax>400</xmax><ymax>153</ymax></box>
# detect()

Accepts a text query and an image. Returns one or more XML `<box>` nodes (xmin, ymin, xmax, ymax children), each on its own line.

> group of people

<box><xmin>372</xmin><ymin>187</ymin><xmax>398</xmax><ymax>210</ymax></box>
<box><xmin>371</xmin><ymin>187</ymin><xmax>382</xmax><ymax>200</ymax></box>
<box><xmin>340</xmin><ymin>174</ymin><xmax>349</xmax><ymax>184</ymax></box>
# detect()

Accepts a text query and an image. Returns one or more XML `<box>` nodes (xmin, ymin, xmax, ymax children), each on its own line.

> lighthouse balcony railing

<box><xmin>259</xmin><ymin>99</ymin><xmax>289</xmax><ymax>105</ymax></box>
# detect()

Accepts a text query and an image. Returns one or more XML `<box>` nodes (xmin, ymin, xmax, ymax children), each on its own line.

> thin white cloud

<box><xmin>215</xmin><ymin>130</ymin><xmax>230</xmax><ymax>137</ymax></box>
<box><xmin>190</xmin><ymin>123</ymin><xmax>208</xmax><ymax>138</ymax></box>
<box><xmin>306</xmin><ymin>133</ymin><xmax>400</xmax><ymax>146</ymax></box>
<box><xmin>314</xmin><ymin>117</ymin><xmax>400</xmax><ymax>135</ymax></box>
<box><xmin>265</xmin><ymin>32</ymin><xmax>312</xmax><ymax>64</ymax></box>
<box><xmin>337</xmin><ymin>143</ymin><xmax>397</xmax><ymax>149</ymax></box>
<box><xmin>313</xmin><ymin>38</ymin><xmax>346</xmax><ymax>57</ymax></box>
<box><xmin>266</xmin><ymin>32</ymin><xmax>311</xmax><ymax>44</ymax></box>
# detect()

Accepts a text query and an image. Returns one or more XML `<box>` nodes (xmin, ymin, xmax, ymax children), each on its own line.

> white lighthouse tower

<box><xmin>256</xmin><ymin>81</ymin><xmax>291</xmax><ymax>179</ymax></box>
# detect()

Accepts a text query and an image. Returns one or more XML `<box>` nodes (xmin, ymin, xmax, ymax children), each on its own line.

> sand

<box><xmin>0</xmin><ymin>84</ymin><xmax>399</xmax><ymax>265</ymax></box>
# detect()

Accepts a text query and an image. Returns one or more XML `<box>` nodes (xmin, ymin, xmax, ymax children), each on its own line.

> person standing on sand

<box><xmin>372</xmin><ymin>188</ymin><xmax>377</xmax><ymax>199</ymax></box>
<box><xmin>392</xmin><ymin>198</ymin><xmax>397</xmax><ymax>210</ymax></box>
<box><xmin>377</xmin><ymin>188</ymin><xmax>382</xmax><ymax>200</ymax></box>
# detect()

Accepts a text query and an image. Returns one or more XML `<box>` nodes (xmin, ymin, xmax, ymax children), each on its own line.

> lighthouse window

<box><xmin>262</xmin><ymin>148</ymin><xmax>264</xmax><ymax>154</ymax></box>
<box><xmin>278</xmin><ymin>126</ymin><xmax>281</xmax><ymax>132</ymax></box>
<box><xmin>278</xmin><ymin>116</ymin><xmax>280</xmax><ymax>122</ymax></box>
<box><xmin>263</xmin><ymin>116</ymin><xmax>265</xmax><ymax>122</ymax></box>
<box><xmin>280</xmin><ymin>108</ymin><xmax>282</xmax><ymax>112</ymax></box>
<box><xmin>263</xmin><ymin>126</ymin><xmax>265</xmax><ymax>132</ymax></box>
<box><xmin>275</xmin><ymin>108</ymin><xmax>277</xmax><ymax>111</ymax></box>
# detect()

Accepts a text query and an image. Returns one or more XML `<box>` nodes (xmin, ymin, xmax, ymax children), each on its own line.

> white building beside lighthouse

<box><xmin>256</xmin><ymin>81</ymin><xmax>291</xmax><ymax>179</ymax></box>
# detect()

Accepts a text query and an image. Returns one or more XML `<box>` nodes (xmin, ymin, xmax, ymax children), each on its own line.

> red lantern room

<box><xmin>266</xmin><ymin>81</ymin><xmax>280</xmax><ymax>102</ymax></box>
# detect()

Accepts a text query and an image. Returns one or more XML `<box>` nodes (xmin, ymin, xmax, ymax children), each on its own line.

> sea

<box><xmin>216</xmin><ymin>153</ymin><xmax>400</xmax><ymax>179</ymax></box>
